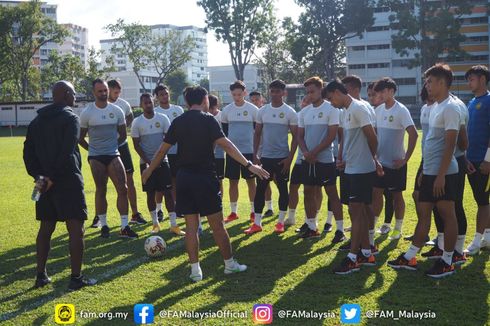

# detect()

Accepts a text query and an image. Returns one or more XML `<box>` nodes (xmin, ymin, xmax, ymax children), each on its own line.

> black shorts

<box><xmin>175</xmin><ymin>169</ymin><xmax>222</xmax><ymax>217</ymax></box>
<box><xmin>215</xmin><ymin>158</ymin><xmax>225</xmax><ymax>180</ymax></box>
<box><xmin>419</xmin><ymin>174</ymin><xmax>458</xmax><ymax>203</ymax></box>
<box><xmin>467</xmin><ymin>161</ymin><xmax>490</xmax><ymax>206</ymax></box>
<box><xmin>344</xmin><ymin>172</ymin><xmax>375</xmax><ymax>204</ymax></box>
<box><xmin>414</xmin><ymin>161</ymin><xmax>423</xmax><ymax>192</ymax></box>
<box><xmin>290</xmin><ymin>163</ymin><xmax>302</xmax><ymax>185</ymax></box>
<box><xmin>339</xmin><ymin>170</ymin><xmax>349</xmax><ymax>205</ymax></box>
<box><xmin>36</xmin><ymin>188</ymin><xmax>87</xmax><ymax>221</ymax></box>
<box><xmin>301</xmin><ymin>161</ymin><xmax>336</xmax><ymax>186</ymax></box>
<box><xmin>140</xmin><ymin>162</ymin><xmax>172</xmax><ymax>193</ymax></box>
<box><xmin>167</xmin><ymin>154</ymin><xmax>179</xmax><ymax>178</ymax></box>
<box><xmin>118</xmin><ymin>142</ymin><xmax>134</xmax><ymax>173</ymax></box>
<box><xmin>88</xmin><ymin>155</ymin><xmax>119</xmax><ymax>166</ymax></box>
<box><xmin>374</xmin><ymin>164</ymin><xmax>407</xmax><ymax>192</ymax></box>
<box><xmin>261</xmin><ymin>157</ymin><xmax>290</xmax><ymax>182</ymax></box>
<box><xmin>225</xmin><ymin>153</ymin><xmax>255</xmax><ymax>180</ymax></box>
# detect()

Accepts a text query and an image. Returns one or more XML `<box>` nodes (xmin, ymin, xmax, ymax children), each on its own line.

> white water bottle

<box><xmin>31</xmin><ymin>176</ymin><xmax>45</xmax><ymax>201</ymax></box>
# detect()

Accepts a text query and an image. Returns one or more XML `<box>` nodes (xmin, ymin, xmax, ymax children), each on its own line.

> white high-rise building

<box><xmin>59</xmin><ymin>24</ymin><xmax>89</xmax><ymax>68</ymax></box>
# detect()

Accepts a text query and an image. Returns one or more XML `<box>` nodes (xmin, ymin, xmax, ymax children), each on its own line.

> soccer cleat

<box><xmin>224</xmin><ymin>259</ymin><xmax>247</xmax><ymax>274</ymax></box>
<box><xmin>300</xmin><ymin>228</ymin><xmax>321</xmax><ymax>239</ymax></box>
<box><xmin>333</xmin><ymin>257</ymin><xmax>360</xmax><ymax>275</ymax></box>
<box><xmin>357</xmin><ymin>254</ymin><xmax>376</xmax><ymax>266</ymax></box>
<box><xmin>224</xmin><ymin>212</ymin><xmax>239</xmax><ymax>224</ymax></box>
<box><xmin>244</xmin><ymin>224</ymin><xmax>262</xmax><ymax>235</ymax></box>
<box><xmin>263</xmin><ymin>209</ymin><xmax>274</xmax><ymax>217</ymax></box>
<box><xmin>90</xmin><ymin>215</ymin><xmax>100</xmax><ymax>228</ymax></box>
<box><xmin>371</xmin><ymin>244</ymin><xmax>379</xmax><ymax>256</ymax></box>
<box><xmin>34</xmin><ymin>273</ymin><xmax>51</xmax><ymax>288</ymax></box>
<box><xmin>404</xmin><ymin>234</ymin><xmax>414</xmax><ymax>241</ymax></box>
<box><xmin>390</xmin><ymin>229</ymin><xmax>402</xmax><ymax>240</ymax></box>
<box><xmin>387</xmin><ymin>253</ymin><xmax>418</xmax><ymax>271</ymax></box>
<box><xmin>339</xmin><ymin>240</ymin><xmax>352</xmax><ymax>251</ymax></box>
<box><xmin>68</xmin><ymin>275</ymin><xmax>97</xmax><ymax>291</ymax></box>
<box><xmin>481</xmin><ymin>239</ymin><xmax>490</xmax><ymax>250</ymax></box>
<box><xmin>377</xmin><ymin>224</ymin><xmax>391</xmax><ymax>235</ymax></box>
<box><xmin>170</xmin><ymin>225</ymin><xmax>185</xmax><ymax>236</ymax></box>
<box><xmin>157</xmin><ymin>210</ymin><xmax>164</xmax><ymax>222</ymax></box>
<box><xmin>274</xmin><ymin>222</ymin><xmax>285</xmax><ymax>233</ymax></box>
<box><xmin>421</xmin><ymin>245</ymin><xmax>443</xmax><ymax>259</ymax></box>
<box><xmin>284</xmin><ymin>217</ymin><xmax>296</xmax><ymax>226</ymax></box>
<box><xmin>323</xmin><ymin>222</ymin><xmax>333</xmax><ymax>233</ymax></box>
<box><xmin>426</xmin><ymin>236</ymin><xmax>438</xmax><ymax>246</ymax></box>
<box><xmin>425</xmin><ymin>259</ymin><xmax>455</xmax><ymax>278</ymax></box>
<box><xmin>452</xmin><ymin>251</ymin><xmax>467</xmax><ymax>266</ymax></box>
<box><xmin>295</xmin><ymin>223</ymin><xmax>309</xmax><ymax>233</ymax></box>
<box><xmin>119</xmin><ymin>225</ymin><xmax>138</xmax><ymax>238</ymax></box>
<box><xmin>151</xmin><ymin>223</ymin><xmax>161</xmax><ymax>234</ymax></box>
<box><xmin>100</xmin><ymin>225</ymin><xmax>110</xmax><ymax>238</ymax></box>
<box><xmin>344</xmin><ymin>226</ymin><xmax>352</xmax><ymax>232</ymax></box>
<box><xmin>189</xmin><ymin>272</ymin><xmax>203</xmax><ymax>282</ymax></box>
<box><xmin>331</xmin><ymin>230</ymin><xmax>346</xmax><ymax>244</ymax></box>
<box><xmin>250</xmin><ymin>213</ymin><xmax>255</xmax><ymax>223</ymax></box>
<box><xmin>130</xmin><ymin>212</ymin><xmax>148</xmax><ymax>225</ymax></box>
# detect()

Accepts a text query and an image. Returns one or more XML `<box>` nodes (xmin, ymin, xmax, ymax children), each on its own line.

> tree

<box><xmin>165</xmin><ymin>69</ymin><xmax>190</xmax><ymax>103</ymax></box>
<box><xmin>380</xmin><ymin>0</ymin><xmax>472</xmax><ymax>71</ymax></box>
<box><xmin>0</xmin><ymin>0</ymin><xmax>68</xmax><ymax>100</ymax></box>
<box><xmin>287</xmin><ymin>0</ymin><xmax>375</xmax><ymax>80</ymax></box>
<box><xmin>81</xmin><ymin>48</ymin><xmax>116</xmax><ymax>100</ymax></box>
<box><xmin>40</xmin><ymin>51</ymin><xmax>86</xmax><ymax>97</ymax></box>
<box><xmin>199</xmin><ymin>77</ymin><xmax>210</xmax><ymax>91</ymax></box>
<box><xmin>198</xmin><ymin>0</ymin><xmax>275</xmax><ymax>80</ymax></box>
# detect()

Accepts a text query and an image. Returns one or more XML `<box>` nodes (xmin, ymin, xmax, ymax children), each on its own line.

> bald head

<box><xmin>52</xmin><ymin>81</ymin><xmax>76</xmax><ymax>106</ymax></box>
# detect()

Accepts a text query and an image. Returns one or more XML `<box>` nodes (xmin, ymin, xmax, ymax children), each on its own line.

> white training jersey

<box><xmin>131</xmin><ymin>112</ymin><xmax>171</xmax><ymax>164</ymax></box>
<box><xmin>220</xmin><ymin>101</ymin><xmax>259</xmax><ymax>154</ymax></box>
<box><xmin>155</xmin><ymin>104</ymin><xmax>184</xmax><ymax>155</ymax></box>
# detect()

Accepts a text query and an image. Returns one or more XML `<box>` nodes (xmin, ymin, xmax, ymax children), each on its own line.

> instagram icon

<box><xmin>253</xmin><ymin>304</ymin><xmax>273</xmax><ymax>324</ymax></box>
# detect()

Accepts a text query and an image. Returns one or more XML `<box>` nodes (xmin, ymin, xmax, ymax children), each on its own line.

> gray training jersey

<box><xmin>220</xmin><ymin>101</ymin><xmax>259</xmax><ymax>154</ymax></box>
<box><xmin>420</xmin><ymin>103</ymin><xmax>433</xmax><ymax>158</ymax></box>
<box><xmin>80</xmin><ymin>102</ymin><xmax>125</xmax><ymax>157</ymax></box>
<box><xmin>375</xmin><ymin>100</ymin><xmax>415</xmax><ymax>168</ymax></box>
<box><xmin>342</xmin><ymin>98</ymin><xmax>376</xmax><ymax>174</ymax></box>
<box><xmin>256</xmin><ymin>103</ymin><xmax>298</xmax><ymax>158</ymax></box>
<box><xmin>423</xmin><ymin>96</ymin><xmax>460</xmax><ymax>176</ymax></box>
<box><xmin>155</xmin><ymin>104</ymin><xmax>184</xmax><ymax>155</ymax></box>
<box><xmin>112</xmin><ymin>97</ymin><xmax>132</xmax><ymax>146</ymax></box>
<box><xmin>451</xmin><ymin>95</ymin><xmax>469</xmax><ymax>158</ymax></box>
<box><xmin>131</xmin><ymin>112</ymin><xmax>171</xmax><ymax>164</ymax></box>
<box><xmin>213</xmin><ymin>111</ymin><xmax>225</xmax><ymax>159</ymax></box>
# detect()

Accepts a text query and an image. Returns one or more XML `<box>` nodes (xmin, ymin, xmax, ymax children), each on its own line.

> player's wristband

<box><xmin>484</xmin><ymin>148</ymin><xmax>490</xmax><ymax>163</ymax></box>
<box><xmin>244</xmin><ymin>160</ymin><xmax>252</xmax><ymax>169</ymax></box>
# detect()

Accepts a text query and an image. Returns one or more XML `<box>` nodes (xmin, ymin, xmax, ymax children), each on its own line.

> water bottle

<box><xmin>31</xmin><ymin>176</ymin><xmax>45</xmax><ymax>201</ymax></box>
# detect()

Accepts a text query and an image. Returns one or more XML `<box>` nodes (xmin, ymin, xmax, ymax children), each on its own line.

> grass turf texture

<box><xmin>0</xmin><ymin>133</ymin><xmax>489</xmax><ymax>326</ymax></box>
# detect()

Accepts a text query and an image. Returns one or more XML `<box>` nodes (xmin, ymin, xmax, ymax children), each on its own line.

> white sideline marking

<box><xmin>0</xmin><ymin>240</ymin><xmax>185</xmax><ymax>321</ymax></box>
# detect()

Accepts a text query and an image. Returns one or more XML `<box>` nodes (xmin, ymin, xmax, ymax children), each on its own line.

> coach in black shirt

<box><xmin>142</xmin><ymin>85</ymin><xmax>268</xmax><ymax>282</ymax></box>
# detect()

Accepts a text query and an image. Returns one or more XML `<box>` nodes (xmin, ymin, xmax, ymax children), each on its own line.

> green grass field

<box><xmin>0</xmin><ymin>133</ymin><xmax>489</xmax><ymax>326</ymax></box>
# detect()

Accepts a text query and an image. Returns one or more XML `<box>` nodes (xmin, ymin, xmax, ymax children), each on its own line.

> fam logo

<box><xmin>155</xmin><ymin>122</ymin><xmax>161</xmax><ymax>128</ymax></box>
<box><xmin>389</xmin><ymin>115</ymin><xmax>394</xmax><ymax>122</ymax></box>
<box><xmin>279</xmin><ymin>112</ymin><xmax>285</xmax><ymax>119</ymax></box>
<box><xmin>243</xmin><ymin>110</ymin><xmax>249</xmax><ymax>116</ymax></box>
<box><xmin>109</xmin><ymin>112</ymin><xmax>115</xmax><ymax>119</ymax></box>
<box><xmin>476</xmin><ymin>102</ymin><xmax>482</xmax><ymax>110</ymax></box>
<box><xmin>318</xmin><ymin>112</ymin><xmax>323</xmax><ymax>118</ymax></box>
<box><xmin>173</xmin><ymin>112</ymin><xmax>178</xmax><ymax>117</ymax></box>
<box><xmin>54</xmin><ymin>304</ymin><xmax>75</xmax><ymax>324</ymax></box>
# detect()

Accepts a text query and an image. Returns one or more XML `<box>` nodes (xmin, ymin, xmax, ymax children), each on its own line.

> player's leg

<box><xmin>390</xmin><ymin>191</ymin><xmax>405</xmax><ymax>240</ymax></box>
<box><xmin>244</xmin><ymin>158</ymin><xmax>257</xmax><ymax>222</ymax></box>
<box><xmin>89</xmin><ymin>159</ymin><xmax>110</xmax><ymax>237</ymax></box>
<box><xmin>382</xmin><ymin>189</ymin><xmax>394</xmax><ymax>228</ymax></box>
<box><xmin>184</xmin><ymin>214</ymin><xmax>202</xmax><ymax>281</ymax></box>
<box><xmin>302</xmin><ymin>185</ymin><xmax>320</xmax><ymax>238</ymax></box>
<box><xmin>333</xmin><ymin>200</ymin><xmax>362</xmax><ymax>274</ymax></box>
<box><xmin>272</xmin><ymin>159</ymin><xmax>290</xmax><ymax>233</ymax></box>
<box><xmin>247</xmin><ymin>175</ymin><xmax>268</xmax><ymax>234</ymax></box>
<box><xmin>35</xmin><ymin>219</ymin><xmax>56</xmax><ymax>287</ymax></box>
<box><xmin>127</xmin><ymin>172</ymin><xmax>146</xmax><ymax>224</ymax></box>
<box><xmin>264</xmin><ymin>183</ymin><xmax>274</xmax><ymax>217</ymax></box>
<box><xmin>224</xmin><ymin>155</ymin><xmax>240</xmax><ymax>222</ymax></box>
<box><xmin>324</xmin><ymin>184</ymin><xmax>345</xmax><ymax>244</ymax></box>
<box><xmin>286</xmin><ymin>164</ymin><xmax>302</xmax><ymax>227</ymax></box>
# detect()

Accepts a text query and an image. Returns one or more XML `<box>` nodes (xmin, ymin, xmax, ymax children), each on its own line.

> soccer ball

<box><xmin>144</xmin><ymin>236</ymin><xmax>166</xmax><ymax>258</ymax></box>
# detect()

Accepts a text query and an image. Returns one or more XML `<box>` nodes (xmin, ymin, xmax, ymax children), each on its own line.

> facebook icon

<box><xmin>134</xmin><ymin>304</ymin><xmax>154</xmax><ymax>324</ymax></box>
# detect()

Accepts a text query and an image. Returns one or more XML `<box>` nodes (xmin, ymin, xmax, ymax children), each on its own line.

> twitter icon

<box><xmin>340</xmin><ymin>304</ymin><xmax>361</xmax><ymax>324</ymax></box>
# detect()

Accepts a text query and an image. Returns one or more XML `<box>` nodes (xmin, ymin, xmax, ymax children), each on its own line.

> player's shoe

<box><xmin>300</xmin><ymin>228</ymin><xmax>321</xmax><ymax>239</ymax></box>
<box><xmin>339</xmin><ymin>240</ymin><xmax>352</xmax><ymax>251</ymax></box>
<box><xmin>481</xmin><ymin>239</ymin><xmax>490</xmax><ymax>250</ymax></box>
<box><xmin>68</xmin><ymin>275</ymin><xmax>97</xmax><ymax>291</ymax></box>
<box><xmin>263</xmin><ymin>209</ymin><xmax>274</xmax><ymax>217</ymax></box>
<box><xmin>130</xmin><ymin>213</ymin><xmax>148</xmax><ymax>225</ymax></box>
<box><xmin>387</xmin><ymin>254</ymin><xmax>418</xmax><ymax>271</ymax></box>
<box><xmin>323</xmin><ymin>222</ymin><xmax>333</xmax><ymax>234</ymax></box>
<box><xmin>390</xmin><ymin>229</ymin><xmax>401</xmax><ymax>240</ymax></box>
<box><xmin>333</xmin><ymin>257</ymin><xmax>360</xmax><ymax>275</ymax></box>
<box><xmin>34</xmin><ymin>272</ymin><xmax>51</xmax><ymax>288</ymax></box>
<box><xmin>295</xmin><ymin>223</ymin><xmax>308</xmax><ymax>233</ymax></box>
<box><xmin>452</xmin><ymin>251</ymin><xmax>467</xmax><ymax>266</ymax></box>
<box><xmin>425</xmin><ymin>259</ymin><xmax>455</xmax><ymax>278</ymax></box>
<box><xmin>284</xmin><ymin>217</ymin><xmax>296</xmax><ymax>226</ymax></box>
<box><xmin>100</xmin><ymin>225</ymin><xmax>110</xmax><ymax>238</ymax></box>
<box><xmin>357</xmin><ymin>254</ymin><xmax>376</xmax><ymax>266</ymax></box>
<box><xmin>331</xmin><ymin>230</ymin><xmax>346</xmax><ymax>244</ymax></box>
<box><xmin>377</xmin><ymin>224</ymin><xmax>390</xmax><ymax>235</ymax></box>
<box><xmin>90</xmin><ymin>215</ymin><xmax>100</xmax><ymax>228</ymax></box>
<box><xmin>170</xmin><ymin>225</ymin><xmax>185</xmax><ymax>236</ymax></box>
<box><xmin>421</xmin><ymin>245</ymin><xmax>443</xmax><ymax>259</ymax></box>
<box><xmin>371</xmin><ymin>245</ymin><xmax>379</xmax><ymax>256</ymax></box>
<box><xmin>189</xmin><ymin>272</ymin><xmax>203</xmax><ymax>282</ymax></box>
<box><xmin>464</xmin><ymin>242</ymin><xmax>480</xmax><ymax>256</ymax></box>
<box><xmin>157</xmin><ymin>210</ymin><xmax>164</xmax><ymax>223</ymax></box>
<box><xmin>151</xmin><ymin>223</ymin><xmax>161</xmax><ymax>234</ymax></box>
<box><xmin>119</xmin><ymin>225</ymin><xmax>138</xmax><ymax>238</ymax></box>
<box><xmin>244</xmin><ymin>224</ymin><xmax>262</xmax><ymax>235</ymax></box>
<box><xmin>224</xmin><ymin>259</ymin><xmax>247</xmax><ymax>275</ymax></box>
<box><xmin>250</xmin><ymin>213</ymin><xmax>255</xmax><ymax>223</ymax></box>
<box><xmin>224</xmin><ymin>212</ymin><xmax>239</xmax><ymax>224</ymax></box>
<box><xmin>274</xmin><ymin>222</ymin><xmax>285</xmax><ymax>234</ymax></box>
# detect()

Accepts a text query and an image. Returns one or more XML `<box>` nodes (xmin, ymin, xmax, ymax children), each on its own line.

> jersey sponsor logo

<box><xmin>389</xmin><ymin>115</ymin><xmax>394</xmax><ymax>122</ymax></box>
<box><xmin>155</xmin><ymin>122</ymin><xmax>161</xmax><ymax>128</ymax></box>
<box><xmin>109</xmin><ymin>112</ymin><xmax>115</xmax><ymax>119</ymax></box>
<box><xmin>243</xmin><ymin>110</ymin><xmax>249</xmax><ymax>116</ymax></box>
<box><xmin>318</xmin><ymin>112</ymin><xmax>323</xmax><ymax>118</ymax></box>
<box><xmin>279</xmin><ymin>112</ymin><xmax>285</xmax><ymax>118</ymax></box>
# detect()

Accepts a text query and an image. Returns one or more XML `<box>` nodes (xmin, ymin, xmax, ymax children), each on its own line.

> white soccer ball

<box><xmin>144</xmin><ymin>236</ymin><xmax>166</xmax><ymax>257</ymax></box>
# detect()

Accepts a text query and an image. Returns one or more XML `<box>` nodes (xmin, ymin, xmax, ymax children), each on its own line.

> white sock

<box><xmin>326</xmin><ymin>211</ymin><xmax>333</xmax><ymax>225</ymax></box>
<box><xmin>278</xmin><ymin>211</ymin><xmax>286</xmax><ymax>224</ymax></box>
<box><xmin>254</xmin><ymin>214</ymin><xmax>262</xmax><ymax>227</ymax></box>
<box><xmin>224</xmin><ymin>257</ymin><xmax>236</xmax><ymax>269</ymax></box>
<box><xmin>369</xmin><ymin>229</ymin><xmax>375</xmax><ymax>246</ymax></box>
<box><xmin>250</xmin><ymin>202</ymin><xmax>254</xmax><ymax>213</ymax></box>
<box><xmin>455</xmin><ymin>235</ymin><xmax>465</xmax><ymax>254</ymax></box>
<box><xmin>471</xmin><ymin>232</ymin><xmax>482</xmax><ymax>247</ymax></box>
<box><xmin>395</xmin><ymin>219</ymin><xmax>403</xmax><ymax>231</ymax></box>
<box><xmin>361</xmin><ymin>248</ymin><xmax>371</xmax><ymax>257</ymax></box>
<box><xmin>442</xmin><ymin>250</ymin><xmax>453</xmax><ymax>265</ymax></box>
<box><xmin>156</xmin><ymin>203</ymin><xmax>162</xmax><ymax>212</ymax></box>
<box><xmin>265</xmin><ymin>200</ymin><xmax>273</xmax><ymax>211</ymax></box>
<box><xmin>306</xmin><ymin>218</ymin><xmax>317</xmax><ymax>231</ymax></box>
<box><xmin>336</xmin><ymin>219</ymin><xmax>344</xmax><ymax>232</ymax></box>
<box><xmin>169</xmin><ymin>212</ymin><xmax>177</xmax><ymax>227</ymax></box>
<box><xmin>191</xmin><ymin>262</ymin><xmax>202</xmax><ymax>275</ymax></box>
<box><xmin>404</xmin><ymin>244</ymin><xmax>420</xmax><ymax>260</ymax></box>
<box><xmin>374</xmin><ymin>216</ymin><xmax>379</xmax><ymax>227</ymax></box>
<box><xmin>150</xmin><ymin>210</ymin><xmax>158</xmax><ymax>224</ymax></box>
<box><xmin>437</xmin><ymin>233</ymin><xmax>444</xmax><ymax>249</ymax></box>
<box><xmin>288</xmin><ymin>209</ymin><xmax>296</xmax><ymax>221</ymax></box>
<box><xmin>120</xmin><ymin>215</ymin><xmax>128</xmax><ymax>229</ymax></box>
<box><xmin>230</xmin><ymin>202</ymin><xmax>238</xmax><ymax>214</ymax></box>
<box><xmin>483</xmin><ymin>229</ymin><xmax>490</xmax><ymax>243</ymax></box>
<box><xmin>347</xmin><ymin>252</ymin><xmax>357</xmax><ymax>262</ymax></box>
<box><xmin>98</xmin><ymin>214</ymin><xmax>107</xmax><ymax>227</ymax></box>
<box><xmin>316</xmin><ymin>210</ymin><xmax>320</xmax><ymax>218</ymax></box>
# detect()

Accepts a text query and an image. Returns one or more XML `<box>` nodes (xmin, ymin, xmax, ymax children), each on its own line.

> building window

<box><xmin>348</xmin><ymin>64</ymin><xmax>365</xmax><ymax>69</ymax></box>
<box><xmin>463</xmin><ymin>35</ymin><xmax>489</xmax><ymax>44</ymax></box>
<box><xmin>367</xmin><ymin>44</ymin><xmax>390</xmax><ymax>50</ymax></box>
<box><xmin>20</xmin><ymin>106</ymin><xmax>35</xmax><ymax>110</ymax></box>
<box><xmin>392</xmin><ymin>59</ymin><xmax>412</xmax><ymax>67</ymax></box>
<box><xmin>460</xmin><ymin>16</ymin><xmax>488</xmax><ymax>25</ymax></box>
<box><xmin>367</xmin><ymin>62</ymin><xmax>390</xmax><ymax>68</ymax></box>
<box><xmin>350</xmin><ymin>46</ymin><xmax>365</xmax><ymax>51</ymax></box>
<box><xmin>1</xmin><ymin>107</ymin><xmax>13</xmax><ymax>111</ymax></box>
<box><xmin>366</xmin><ymin>25</ymin><xmax>390</xmax><ymax>32</ymax></box>
<box><xmin>393</xmin><ymin>78</ymin><xmax>416</xmax><ymax>85</ymax></box>
<box><xmin>373</xmin><ymin>6</ymin><xmax>390</xmax><ymax>13</ymax></box>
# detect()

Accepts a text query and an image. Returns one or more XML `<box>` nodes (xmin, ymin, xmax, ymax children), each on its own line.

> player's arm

<box><xmin>433</xmin><ymin>129</ymin><xmax>458</xmax><ymax>197</ymax></box>
<box><xmin>117</xmin><ymin>124</ymin><xmax>127</xmax><ymax>145</ymax></box>
<box><xmin>337</xmin><ymin>127</ymin><xmax>345</xmax><ymax>169</ymax></box>
<box><xmin>125</xmin><ymin>112</ymin><xmax>134</xmax><ymax>128</ymax></box>
<box><xmin>297</xmin><ymin>127</ymin><xmax>309</xmax><ymax>158</ymax></box>
<box><xmin>253</xmin><ymin>122</ymin><xmax>263</xmax><ymax>164</ymax></box>
<box><xmin>23</xmin><ymin>123</ymin><xmax>42</xmax><ymax>179</ymax></box>
<box><xmin>457</xmin><ymin>124</ymin><xmax>468</xmax><ymax>152</ymax></box>
<box><xmin>479</xmin><ymin>138</ymin><xmax>490</xmax><ymax>175</ymax></box>
<box><xmin>142</xmin><ymin>142</ymin><xmax>172</xmax><ymax>184</ymax></box>
<box><xmin>132</xmin><ymin>137</ymin><xmax>150</xmax><ymax>164</ymax></box>
<box><xmin>78</xmin><ymin>127</ymin><xmax>89</xmax><ymax>151</ymax></box>
<box><xmin>395</xmin><ymin>125</ymin><xmax>418</xmax><ymax>168</ymax></box>
<box><xmin>362</xmin><ymin>124</ymin><xmax>383</xmax><ymax>176</ymax></box>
